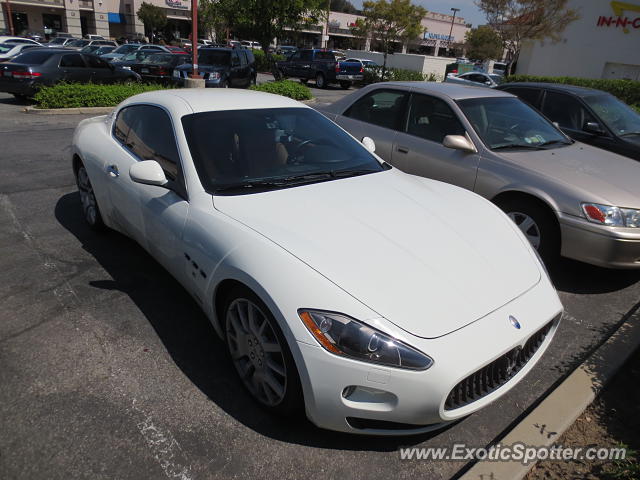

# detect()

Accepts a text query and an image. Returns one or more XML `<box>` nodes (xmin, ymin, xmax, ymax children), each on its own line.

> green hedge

<box><xmin>252</xmin><ymin>49</ymin><xmax>285</xmax><ymax>73</ymax></box>
<box><xmin>506</xmin><ymin>74</ymin><xmax>640</xmax><ymax>108</ymax></box>
<box><xmin>34</xmin><ymin>82</ymin><xmax>173</xmax><ymax>108</ymax></box>
<box><xmin>362</xmin><ymin>66</ymin><xmax>441</xmax><ymax>85</ymax></box>
<box><xmin>250</xmin><ymin>80</ymin><xmax>312</xmax><ymax>101</ymax></box>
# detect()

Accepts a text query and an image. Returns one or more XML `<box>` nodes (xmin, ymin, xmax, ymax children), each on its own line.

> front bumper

<box><xmin>559</xmin><ymin>213</ymin><xmax>640</xmax><ymax>268</ymax></box>
<box><xmin>294</xmin><ymin>277</ymin><xmax>562</xmax><ymax>435</ymax></box>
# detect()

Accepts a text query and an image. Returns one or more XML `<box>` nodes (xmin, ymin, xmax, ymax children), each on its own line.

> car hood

<box><xmin>213</xmin><ymin>170</ymin><xmax>541</xmax><ymax>338</ymax></box>
<box><xmin>495</xmin><ymin>142</ymin><xmax>640</xmax><ymax>209</ymax></box>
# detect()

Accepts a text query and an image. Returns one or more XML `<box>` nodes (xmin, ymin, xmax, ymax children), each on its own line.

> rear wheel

<box><xmin>75</xmin><ymin>164</ymin><xmax>105</xmax><ymax>231</ymax></box>
<box><xmin>339</xmin><ymin>81</ymin><xmax>351</xmax><ymax>89</ymax></box>
<box><xmin>12</xmin><ymin>93</ymin><xmax>27</xmax><ymax>100</ymax></box>
<box><xmin>495</xmin><ymin>197</ymin><xmax>559</xmax><ymax>265</ymax></box>
<box><xmin>315</xmin><ymin>72</ymin><xmax>326</xmax><ymax>89</ymax></box>
<box><xmin>223</xmin><ymin>286</ymin><xmax>303</xmax><ymax>416</ymax></box>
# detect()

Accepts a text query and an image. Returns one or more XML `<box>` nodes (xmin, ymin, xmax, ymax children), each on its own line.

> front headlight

<box><xmin>210</xmin><ymin>71</ymin><xmax>221</xmax><ymax>80</ymax></box>
<box><xmin>298</xmin><ymin>310</ymin><xmax>433</xmax><ymax>370</ymax></box>
<box><xmin>172</xmin><ymin>70</ymin><xmax>180</xmax><ymax>78</ymax></box>
<box><xmin>582</xmin><ymin>203</ymin><xmax>640</xmax><ymax>227</ymax></box>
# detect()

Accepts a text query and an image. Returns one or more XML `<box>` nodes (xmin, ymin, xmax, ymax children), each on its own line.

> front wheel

<box><xmin>496</xmin><ymin>197</ymin><xmax>559</xmax><ymax>265</ymax></box>
<box><xmin>339</xmin><ymin>81</ymin><xmax>351</xmax><ymax>89</ymax></box>
<box><xmin>75</xmin><ymin>165</ymin><xmax>105</xmax><ymax>231</ymax></box>
<box><xmin>224</xmin><ymin>286</ymin><xmax>303</xmax><ymax>415</ymax></box>
<box><xmin>315</xmin><ymin>72</ymin><xmax>326</xmax><ymax>89</ymax></box>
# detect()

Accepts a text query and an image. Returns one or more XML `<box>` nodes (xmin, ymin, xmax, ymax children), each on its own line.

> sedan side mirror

<box><xmin>130</xmin><ymin>160</ymin><xmax>168</xmax><ymax>186</ymax></box>
<box><xmin>443</xmin><ymin>134</ymin><xmax>477</xmax><ymax>153</ymax></box>
<box><xmin>361</xmin><ymin>136</ymin><xmax>376</xmax><ymax>153</ymax></box>
<box><xmin>584</xmin><ymin>121</ymin><xmax>606</xmax><ymax>135</ymax></box>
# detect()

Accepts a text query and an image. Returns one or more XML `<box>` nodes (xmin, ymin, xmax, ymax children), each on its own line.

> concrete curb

<box><xmin>460</xmin><ymin>307</ymin><xmax>640</xmax><ymax>480</ymax></box>
<box><xmin>23</xmin><ymin>106</ymin><xmax>114</xmax><ymax>115</ymax></box>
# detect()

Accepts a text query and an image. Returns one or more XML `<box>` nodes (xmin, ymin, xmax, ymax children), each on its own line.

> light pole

<box><xmin>5</xmin><ymin>0</ymin><xmax>15</xmax><ymax>36</ymax></box>
<box><xmin>448</xmin><ymin>7</ymin><xmax>460</xmax><ymax>57</ymax></box>
<box><xmin>190</xmin><ymin>0</ymin><xmax>200</xmax><ymax>78</ymax></box>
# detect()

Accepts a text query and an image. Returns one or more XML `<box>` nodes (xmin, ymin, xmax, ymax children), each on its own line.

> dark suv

<box><xmin>173</xmin><ymin>47</ymin><xmax>255</xmax><ymax>88</ymax></box>
<box><xmin>498</xmin><ymin>82</ymin><xmax>640</xmax><ymax>161</ymax></box>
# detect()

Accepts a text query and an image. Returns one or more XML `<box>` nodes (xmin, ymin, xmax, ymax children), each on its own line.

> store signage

<box><xmin>424</xmin><ymin>32</ymin><xmax>453</xmax><ymax>41</ymax></box>
<box><xmin>165</xmin><ymin>0</ymin><xmax>188</xmax><ymax>9</ymax></box>
<box><xmin>596</xmin><ymin>1</ymin><xmax>640</xmax><ymax>33</ymax></box>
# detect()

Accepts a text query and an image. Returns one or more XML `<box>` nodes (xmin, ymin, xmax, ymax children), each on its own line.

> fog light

<box><xmin>342</xmin><ymin>386</ymin><xmax>356</xmax><ymax>398</ymax></box>
<box><xmin>340</xmin><ymin>385</ymin><xmax>398</xmax><ymax>411</ymax></box>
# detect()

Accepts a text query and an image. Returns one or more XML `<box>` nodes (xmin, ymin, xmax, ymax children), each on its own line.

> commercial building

<box><xmin>516</xmin><ymin>0</ymin><xmax>640</xmax><ymax>80</ymax></box>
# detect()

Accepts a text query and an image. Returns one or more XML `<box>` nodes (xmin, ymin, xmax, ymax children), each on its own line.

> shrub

<box><xmin>34</xmin><ymin>82</ymin><xmax>172</xmax><ymax>109</ymax></box>
<box><xmin>252</xmin><ymin>49</ymin><xmax>284</xmax><ymax>73</ymax></box>
<box><xmin>506</xmin><ymin>74</ymin><xmax>640</xmax><ymax>107</ymax></box>
<box><xmin>250</xmin><ymin>80</ymin><xmax>312</xmax><ymax>101</ymax></box>
<box><xmin>361</xmin><ymin>66</ymin><xmax>441</xmax><ymax>85</ymax></box>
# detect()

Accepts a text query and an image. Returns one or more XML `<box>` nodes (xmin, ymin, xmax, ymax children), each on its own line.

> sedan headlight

<box><xmin>298</xmin><ymin>309</ymin><xmax>433</xmax><ymax>370</ymax></box>
<box><xmin>582</xmin><ymin>203</ymin><xmax>640</xmax><ymax>227</ymax></box>
<box><xmin>210</xmin><ymin>71</ymin><xmax>221</xmax><ymax>80</ymax></box>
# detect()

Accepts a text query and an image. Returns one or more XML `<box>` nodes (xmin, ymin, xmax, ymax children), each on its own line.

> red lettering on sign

<box><xmin>634</xmin><ymin>17</ymin><xmax>640</xmax><ymax>28</ymax></box>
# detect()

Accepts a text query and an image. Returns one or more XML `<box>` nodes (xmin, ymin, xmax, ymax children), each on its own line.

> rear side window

<box><xmin>504</xmin><ymin>87</ymin><xmax>542</xmax><ymax>108</ymax></box>
<box><xmin>12</xmin><ymin>50</ymin><xmax>55</xmax><ymax>65</ymax></box>
<box><xmin>60</xmin><ymin>54</ymin><xmax>86</xmax><ymax>68</ymax></box>
<box><xmin>344</xmin><ymin>89</ymin><xmax>409</xmax><ymax>131</ymax></box>
<box><xmin>85</xmin><ymin>55</ymin><xmax>109</xmax><ymax>68</ymax></box>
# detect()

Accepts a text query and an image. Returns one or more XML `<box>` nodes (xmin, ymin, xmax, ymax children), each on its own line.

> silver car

<box><xmin>320</xmin><ymin>82</ymin><xmax>640</xmax><ymax>268</ymax></box>
<box><xmin>445</xmin><ymin>72</ymin><xmax>503</xmax><ymax>88</ymax></box>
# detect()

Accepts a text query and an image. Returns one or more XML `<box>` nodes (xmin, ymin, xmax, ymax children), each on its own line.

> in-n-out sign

<box><xmin>597</xmin><ymin>0</ymin><xmax>640</xmax><ymax>33</ymax></box>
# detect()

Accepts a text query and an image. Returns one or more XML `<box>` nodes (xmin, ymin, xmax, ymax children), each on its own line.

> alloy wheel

<box><xmin>508</xmin><ymin>211</ymin><xmax>541</xmax><ymax>250</ymax></box>
<box><xmin>77</xmin><ymin>167</ymin><xmax>98</xmax><ymax>226</ymax></box>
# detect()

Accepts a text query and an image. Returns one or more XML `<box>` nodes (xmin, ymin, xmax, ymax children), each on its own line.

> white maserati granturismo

<box><xmin>71</xmin><ymin>89</ymin><xmax>563</xmax><ymax>435</ymax></box>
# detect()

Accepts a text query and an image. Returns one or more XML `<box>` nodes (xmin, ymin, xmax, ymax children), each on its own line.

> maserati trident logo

<box><xmin>509</xmin><ymin>315</ymin><xmax>521</xmax><ymax>329</ymax></box>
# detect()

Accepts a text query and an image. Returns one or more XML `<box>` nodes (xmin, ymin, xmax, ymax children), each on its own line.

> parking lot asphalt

<box><xmin>1</xmin><ymin>90</ymin><xmax>640</xmax><ymax>480</ymax></box>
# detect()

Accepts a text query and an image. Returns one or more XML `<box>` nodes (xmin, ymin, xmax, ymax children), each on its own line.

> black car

<box><xmin>0</xmin><ymin>49</ymin><xmax>140</xmax><ymax>97</ymax></box>
<box><xmin>498</xmin><ymin>82</ymin><xmax>640</xmax><ymax>161</ymax></box>
<box><xmin>173</xmin><ymin>47</ymin><xmax>255</xmax><ymax>88</ymax></box>
<box><xmin>130</xmin><ymin>53</ymin><xmax>190</xmax><ymax>83</ymax></box>
<box><xmin>109</xmin><ymin>50</ymin><xmax>156</xmax><ymax>69</ymax></box>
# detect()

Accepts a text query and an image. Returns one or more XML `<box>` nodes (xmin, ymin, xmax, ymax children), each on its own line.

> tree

<box><xmin>199</xmin><ymin>0</ymin><xmax>233</xmax><ymax>43</ymax></box>
<box><xmin>476</xmin><ymin>0</ymin><xmax>579</xmax><ymax>74</ymax></box>
<box><xmin>465</xmin><ymin>25</ymin><xmax>503</xmax><ymax>61</ymax></box>
<box><xmin>217</xmin><ymin>0</ymin><xmax>325</xmax><ymax>79</ymax></box>
<box><xmin>331</xmin><ymin>0</ymin><xmax>358</xmax><ymax>14</ymax></box>
<box><xmin>136</xmin><ymin>2</ymin><xmax>167</xmax><ymax>41</ymax></box>
<box><xmin>351</xmin><ymin>0</ymin><xmax>426</xmax><ymax>80</ymax></box>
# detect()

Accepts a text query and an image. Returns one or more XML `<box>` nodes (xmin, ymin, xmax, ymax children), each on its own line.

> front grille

<box><xmin>444</xmin><ymin>319</ymin><xmax>555</xmax><ymax>411</ymax></box>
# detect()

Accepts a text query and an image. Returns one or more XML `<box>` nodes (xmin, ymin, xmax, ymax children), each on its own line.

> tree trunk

<box><xmin>260</xmin><ymin>40</ymin><xmax>282</xmax><ymax>81</ymax></box>
<box><xmin>382</xmin><ymin>49</ymin><xmax>388</xmax><ymax>81</ymax></box>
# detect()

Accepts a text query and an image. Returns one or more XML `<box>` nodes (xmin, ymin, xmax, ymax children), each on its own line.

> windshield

<box><xmin>68</xmin><ymin>40</ymin><xmax>89</xmax><ymax>48</ymax></box>
<box><xmin>0</xmin><ymin>44</ymin><xmax>13</xmax><ymax>53</ymax></box>
<box><xmin>114</xmin><ymin>44</ymin><xmax>139</xmax><ymax>54</ymax></box>
<box><xmin>457</xmin><ymin>97</ymin><xmax>570</xmax><ymax>150</ymax></box>
<box><xmin>489</xmin><ymin>74</ymin><xmax>503</xmax><ymax>84</ymax></box>
<box><xmin>141</xmin><ymin>53</ymin><xmax>173</xmax><ymax>64</ymax></box>
<box><xmin>49</xmin><ymin>38</ymin><xmax>67</xmax><ymax>45</ymax></box>
<box><xmin>182</xmin><ymin>107</ymin><xmax>386</xmax><ymax>194</ymax></box>
<box><xmin>583</xmin><ymin>94</ymin><xmax>640</xmax><ymax>137</ymax></box>
<box><xmin>198</xmin><ymin>50</ymin><xmax>230</xmax><ymax>65</ymax></box>
<box><xmin>122</xmin><ymin>51</ymin><xmax>152</xmax><ymax>61</ymax></box>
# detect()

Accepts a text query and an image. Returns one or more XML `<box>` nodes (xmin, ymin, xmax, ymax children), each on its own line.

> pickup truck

<box><xmin>277</xmin><ymin>49</ymin><xmax>363</xmax><ymax>89</ymax></box>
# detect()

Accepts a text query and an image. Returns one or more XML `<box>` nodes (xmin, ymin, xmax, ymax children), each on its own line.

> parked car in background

<box><xmin>84</xmin><ymin>34</ymin><xmax>105</xmax><ymax>40</ymax></box>
<box><xmin>240</xmin><ymin>40</ymin><xmax>261</xmax><ymax>49</ymax></box>
<box><xmin>66</xmin><ymin>39</ymin><xmax>117</xmax><ymax>50</ymax></box>
<box><xmin>277</xmin><ymin>49</ymin><xmax>363</xmax><ymax>89</ymax></box>
<box><xmin>46</xmin><ymin>36</ymin><xmax>77</xmax><ymax>47</ymax></box>
<box><xmin>81</xmin><ymin>45</ymin><xmax>116</xmax><ymax>56</ymax></box>
<box><xmin>0</xmin><ymin>36</ymin><xmax>41</xmax><ymax>45</ymax></box>
<box><xmin>166</xmin><ymin>46</ymin><xmax>188</xmax><ymax>54</ymax></box>
<box><xmin>0</xmin><ymin>49</ymin><xmax>139</xmax><ymax>97</ymax></box>
<box><xmin>173</xmin><ymin>47</ymin><xmax>255</xmax><ymax>88</ymax></box>
<box><xmin>320</xmin><ymin>82</ymin><xmax>640</xmax><ymax>268</ymax></box>
<box><xmin>445</xmin><ymin>72</ymin><xmax>504</xmax><ymax>88</ymax></box>
<box><xmin>0</xmin><ymin>43</ymin><xmax>42</xmax><ymax>62</ymax></box>
<box><xmin>345</xmin><ymin>57</ymin><xmax>379</xmax><ymax>70</ymax></box>
<box><xmin>109</xmin><ymin>50</ymin><xmax>156</xmax><ymax>69</ymax></box>
<box><xmin>131</xmin><ymin>53</ymin><xmax>190</xmax><ymax>84</ymax></box>
<box><xmin>497</xmin><ymin>83</ymin><xmax>640</xmax><ymax>161</ymax></box>
<box><xmin>277</xmin><ymin>45</ymin><xmax>297</xmax><ymax>56</ymax></box>
<box><xmin>100</xmin><ymin>43</ymin><xmax>142</xmax><ymax>61</ymax></box>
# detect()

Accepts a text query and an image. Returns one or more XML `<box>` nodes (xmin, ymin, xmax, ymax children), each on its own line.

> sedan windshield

<box><xmin>583</xmin><ymin>94</ymin><xmax>640</xmax><ymax>137</ymax></box>
<box><xmin>114</xmin><ymin>44</ymin><xmax>139</xmax><ymax>54</ymax></box>
<box><xmin>68</xmin><ymin>40</ymin><xmax>89</xmax><ymax>48</ymax></box>
<box><xmin>182</xmin><ymin>107</ymin><xmax>386</xmax><ymax>194</ymax></box>
<box><xmin>141</xmin><ymin>53</ymin><xmax>174</xmax><ymax>64</ymax></box>
<box><xmin>122</xmin><ymin>51</ymin><xmax>152</xmax><ymax>62</ymax></box>
<box><xmin>457</xmin><ymin>97</ymin><xmax>570</xmax><ymax>150</ymax></box>
<box><xmin>48</xmin><ymin>38</ymin><xmax>67</xmax><ymax>45</ymax></box>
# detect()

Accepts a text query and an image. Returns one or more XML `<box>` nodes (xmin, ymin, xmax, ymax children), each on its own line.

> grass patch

<box><xmin>249</xmin><ymin>80</ymin><xmax>312</xmax><ymax>101</ymax></box>
<box><xmin>33</xmin><ymin>82</ymin><xmax>173</xmax><ymax>109</ymax></box>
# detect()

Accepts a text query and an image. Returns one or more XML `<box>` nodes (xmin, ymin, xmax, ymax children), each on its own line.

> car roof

<box><xmin>120</xmin><ymin>89</ymin><xmax>307</xmax><ymax>115</ymax></box>
<box><xmin>384</xmin><ymin>81</ymin><xmax>514</xmax><ymax>100</ymax></box>
<box><xmin>499</xmin><ymin>82</ymin><xmax>606</xmax><ymax>97</ymax></box>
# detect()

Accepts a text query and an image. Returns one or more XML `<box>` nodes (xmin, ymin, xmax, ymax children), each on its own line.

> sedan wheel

<box><xmin>507</xmin><ymin>212</ymin><xmax>541</xmax><ymax>249</ymax></box>
<box><xmin>76</xmin><ymin>165</ymin><xmax>105</xmax><ymax>230</ymax></box>
<box><xmin>224</xmin><ymin>289</ymin><xmax>302</xmax><ymax>414</ymax></box>
<box><xmin>316</xmin><ymin>73</ymin><xmax>326</xmax><ymax>89</ymax></box>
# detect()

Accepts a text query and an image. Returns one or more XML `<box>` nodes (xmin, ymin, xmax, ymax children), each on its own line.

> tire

<box><xmin>220</xmin><ymin>79</ymin><xmax>229</xmax><ymax>88</ymax></box>
<box><xmin>495</xmin><ymin>197</ymin><xmax>559</xmax><ymax>265</ymax></box>
<box><xmin>12</xmin><ymin>93</ymin><xmax>27</xmax><ymax>100</ymax></box>
<box><xmin>75</xmin><ymin>164</ymin><xmax>105</xmax><ymax>231</ymax></box>
<box><xmin>315</xmin><ymin>72</ymin><xmax>326</xmax><ymax>89</ymax></box>
<box><xmin>339</xmin><ymin>81</ymin><xmax>351</xmax><ymax>89</ymax></box>
<box><xmin>223</xmin><ymin>286</ymin><xmax>303</xmax><ymax>416</ymax></box>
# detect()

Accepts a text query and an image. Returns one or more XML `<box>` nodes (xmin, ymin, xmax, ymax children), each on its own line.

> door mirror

<box><xmin>584</xmin><ymin>121</ymin><xmax>606</xmax><ymax>135</ymax></box>
<box><xmin>361</xmin><ymin>136</ymin><xmax>376</xmax><ymax>153</ymax></box>
<box><xmin>129</xmin><ymin>160</ymin><xmax>168</xmax><ymax>186</ymax></box>
<box><xmin>442</xmin><ymin>134</ymin><xmax>476</xmax><ymax>153</ymax></box>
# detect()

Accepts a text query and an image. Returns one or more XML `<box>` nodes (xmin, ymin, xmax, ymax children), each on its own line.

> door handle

<box><xmin>106</xmin><ymin>164</ymin><xmax>119</xmax><ymax>177</ymax></box>
<box><xmin>397</xmin><ymin>146</ymin><xmax>409</xmax><ymax>154</ymax></box>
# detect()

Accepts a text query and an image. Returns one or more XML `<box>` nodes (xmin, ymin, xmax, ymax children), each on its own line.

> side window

<box><xmin>231</xmin><ymin>51</ymin><xmax>240</xmax><ymax>67</ymax></box>
<box><xmin>113</xmin><ymin>106</ymin><xmax>135</xmax><ymax>144</ymax></box>
<box><xmin>246</xmin><ymin>50</ymin><xmax>254</xmax><ymax>64</ymax></box>
<box><xmin>60</xmin><ymin>54</ymin><xmax>85</xmax><ymax>68</ymax></box>
<box><xmin>406</xmin><ymin>94</ymin><xmax>466</xmax><ymax>143</ymax></box>
<box><xmin>504</xmin><ymin>87</ymin><xmax>542</xmax><ymax>108</ymax></box>
<box><xmin>85</xmin><ymin>55</ymin><xmax>109</xmax><ymax>68</ymax></box>
<box><xmin>122</xmin><ymin>105</ymin><xmax>180</xmax><ymax>180</ymax></box>
<box><xmin>344</xmin><ymin>89</ymin><xmax>409</xmax><ymax>131</ymax></box>
<box><xmin>300</xmin><ymin>50</ymin><xmax>313</xmax><ymax>61</ymax></box>
<box><xmin>465</xmin><ymin>74</ymin><xmax>485</xmax><ymax>83</ymax></box>
<box><xmin>289</xmin><ymin>51</ymin><xmax>301</xmax><ymax>61</ymax></box>
<box><xmin>542</xmin><ymin>91</ymin><xmax>596</xmax><ymax>130</ymax></box>
<box><xmin>238</xmin><ymin>50</ymin><xmax>247</xmax><ymax>66</ymax></box>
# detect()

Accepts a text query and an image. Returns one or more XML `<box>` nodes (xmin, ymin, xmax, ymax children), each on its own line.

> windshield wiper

<box><xmin>619</xmin><ymin>131</ymin><xmax>640</xmax><ymax>137</ymax></box>
<box><xmin>213</xmin><ymin>173</ymin><xmax>333</xmax><ymax>193</ymax></box>
<box><xmin>492</xmin><ymin>144</ymin><xmax>545</xmax><ymax>150</ymax></box>
<box><xmin>537</xmin><ymin>139</ymin><xmax>573</xmax><ymax>147</ymax></box>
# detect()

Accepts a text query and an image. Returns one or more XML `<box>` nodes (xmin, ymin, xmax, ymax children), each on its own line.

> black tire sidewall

<box><xmin>76</xmin><ymin>165</ymin><xmax>105</xmax><ymax>231</ymax></box>
<box><xmin>316</xmin><ymin>73</ymin><xmax>325</xmax><ymax>88</ymax></box>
